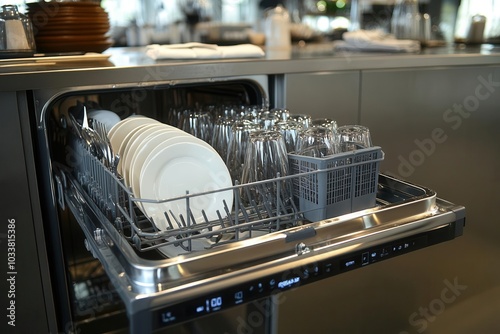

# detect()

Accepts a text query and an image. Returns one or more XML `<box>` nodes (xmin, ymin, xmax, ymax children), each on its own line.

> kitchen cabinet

<box><xmin>277</xmin><ymin>64</ymin><xmax>500</xmax><ymax>334</ymax></box>
<box><xmin>284</xmin><ymin>71</ymin><xmax>361</xmax><ymax>125</ymax></box>
<box><xmin>359</xmin><ymin>65</ymin><xmax>500</xmax><ymax>333</ymax></box>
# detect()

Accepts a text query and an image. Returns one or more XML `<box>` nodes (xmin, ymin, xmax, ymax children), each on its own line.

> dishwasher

<box><xmin>26</xmin><ymin>73</ymin><xmax>465</xmax><ymax>334</ymax></box>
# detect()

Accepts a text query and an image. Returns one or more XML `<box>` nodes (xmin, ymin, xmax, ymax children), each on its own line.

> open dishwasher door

<box><xmin>34</xmin><ymin>78</ymin><xmax>465</xmax><ymax>333</ymax></box>
<box><xmin>62</xmin><ymin>170</ymin><xmax>464</xmax><ymax>333</ymax></box>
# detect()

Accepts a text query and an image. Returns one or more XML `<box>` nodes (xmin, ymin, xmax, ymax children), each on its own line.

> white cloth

<box><xmin>333</xmin><ymin>30</ymin><xmax>421</xmax><ymax>53</ymax></box>
<box><xmin>146</xmin><ymin>43</ymin><xmax>265</xmax><ymax>60</ymax></box>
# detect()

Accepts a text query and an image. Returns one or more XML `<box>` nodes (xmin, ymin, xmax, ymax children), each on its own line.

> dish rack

<box><xmin>69</xmin><ymin>139</ymin><xmax>302</xmax><ymax>255</ymax></box>
<box><xmin>64</xmin><ymin>136</ymin><xmax>383</xmax><ymax>256</ymax></box>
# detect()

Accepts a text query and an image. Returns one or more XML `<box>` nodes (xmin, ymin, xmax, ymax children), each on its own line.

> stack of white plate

<box><xmin>108</xmin><ymin>116</ymin><xmax>233</xmax><ymax>255</ymax></box>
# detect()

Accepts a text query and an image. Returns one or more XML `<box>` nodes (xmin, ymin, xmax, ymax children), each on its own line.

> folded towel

<box><xmin>146</xmin><ymin>43</ymin><xmax>265</xmax><ymax>60</ymax></box>
<box><xmin>333</xmin><ymin>30</ymin><xmax>420</xmax><ymax>53</ymax></box>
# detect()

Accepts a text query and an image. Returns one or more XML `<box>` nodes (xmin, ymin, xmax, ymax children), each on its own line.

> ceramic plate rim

<box><xmin>123</xmin><ymin>124</ymin><xmax>178</xmax><ymax>187</ymax></box>
<box><xmin>139</xmin><ymin>140</ymin><xmax>233</xmax><ymax>231</ymax></box>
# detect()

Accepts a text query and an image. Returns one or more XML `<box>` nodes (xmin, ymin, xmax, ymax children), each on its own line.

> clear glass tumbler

<box><xmin>273</xmin><ymin>119</ymin><xmax>304</xmax><ymax>153</ymax></box>
<box><xmin>295</xmin><ymin>126</ymin><xmax>339</xmax><ymax>157</ymax></box>
<box><xmin>240</xmin><ymin>130</ymin><xmax>292</xmax><ymax>207</ymax></box>
<box><xmin>226</xmin><ymin>120</ymin><xmax>260</xmax><ymax>183</ymax></box>
<box><xmin>338</xmin><ymin>125</ymin><xmax>373</xmax><ymax>152</ymax></box>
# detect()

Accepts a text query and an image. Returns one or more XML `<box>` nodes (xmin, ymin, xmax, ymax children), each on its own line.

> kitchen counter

<box><xmin>0</xmin><ymin>43</ymin><xmax>499</xmax><ymax>91</ymax></box>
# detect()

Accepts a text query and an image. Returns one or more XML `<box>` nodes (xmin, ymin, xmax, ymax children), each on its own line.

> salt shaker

<box><xmin>0</xmin><ymin>5</ymin><xmax>36</xmax><ymax>53</ymax></box>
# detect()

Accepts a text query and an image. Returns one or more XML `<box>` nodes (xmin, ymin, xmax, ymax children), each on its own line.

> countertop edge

<box><xmin>1</xmin><ymin>46</ymin><xmax>500</xmax><ymax>91</ymax></box>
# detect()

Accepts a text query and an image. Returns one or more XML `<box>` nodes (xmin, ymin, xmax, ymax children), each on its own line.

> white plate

<box><xmin>130</xmin><ymin>129</ymin><xmax>191</xmax><ymax>198</ymax></box>
<box><xmin>116</xmin><ymin>124</ymin><xmax>153</xmax><ymax>175</ymax></box>
<box><xmin>108</xmin><ymin>116</ymin><xmax>159</xmax><ymax>155</ymax></box>
<box><xmin>88</xmin><ymin>109</ymin><xmax>120</xmax><ymax>133</ymax></box>
<box><xmin>121</xmin><ymin>124</ymin><xmax>173</xmax><ymax>184</ymax></box>
<box><xmin>139</xmin><ymin>140</ymin><xmax>233</xmax><ymax>233</ymax></box>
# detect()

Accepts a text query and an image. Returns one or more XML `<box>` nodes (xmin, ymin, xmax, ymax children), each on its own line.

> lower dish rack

<box><xmin>55</xmin><ymin>138</ymin><xmax>454</xmax><ymax>288</ymax></box>
<box><xmin>65</xmin><ymin>140</ymin><xmax>304</xmax><ymax>257</ymax></box>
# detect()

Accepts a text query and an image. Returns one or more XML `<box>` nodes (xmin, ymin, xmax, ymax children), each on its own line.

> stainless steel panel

<box><xmin>285</xmin><ymin>71</ymin><xmax>360</xmax><ymax>125</ymax></box>
<box><xmin>275</xmin><ymin>64</ymin><xmax>498</xmax><ymax>334</ymax></box>
<box><xmin>63</xmin><ymin>163</ymin><xmax>463</xmax><ymax>332</ymax></box>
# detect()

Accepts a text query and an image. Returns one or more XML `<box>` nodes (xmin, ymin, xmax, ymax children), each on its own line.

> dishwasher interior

<box><xmin>35</xmin><ymin>76</ymin><xmax>465</xmax><ymax>333</ymax></box>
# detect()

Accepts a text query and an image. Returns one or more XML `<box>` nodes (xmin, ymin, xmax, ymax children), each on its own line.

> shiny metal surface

<box><xmin>26</xmin><ymin>53</ymin><xmax>473</xmax><ymax>332</ymax></box>
<box><xmin>2</xmin><ymin>45</ymin><xmax>500</xmax><ymax>91</ymax></box>
<box><xmin>64</xmin><ymin>171</ymin><xmax>463</xmax><ymax>300</ymax></box>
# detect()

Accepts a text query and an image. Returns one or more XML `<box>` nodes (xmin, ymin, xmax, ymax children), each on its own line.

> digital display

<box><xmin>206</xmin><ymin>296</ymin><xmax>223</xmax><ymax>312</ymax></box>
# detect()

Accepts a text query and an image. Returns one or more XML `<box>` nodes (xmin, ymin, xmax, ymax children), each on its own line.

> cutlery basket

<box><xmin>288</xmin><ymin>146</ymin><xmax>384</xmax><ymax>222</ymax></box>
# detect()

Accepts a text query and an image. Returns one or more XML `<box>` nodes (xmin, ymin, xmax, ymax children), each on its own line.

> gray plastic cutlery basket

<box><xmin>288</xmin><ymin>146</ymin><xmax>384</xmax><ymax>221</ymax></box>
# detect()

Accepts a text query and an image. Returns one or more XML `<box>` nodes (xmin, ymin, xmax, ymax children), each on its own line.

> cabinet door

<box><xmin>360</xmin><ymin>66</ymin><xmax>500</xmax><ymax>198</ymax></box>
<box><xmin>278</xmin><ymin>66</ymin><xmax>500</xmax><ymax>334</ymax></box>
<box><xmin>0</xmin><ymin>92</ymin><xmax>51</xmax><ymax>333</ymax></box>
<box><xmin>360</xmin><ymin>65</ymin><xmax>500</xmax><ymax>333</ymax></box>
<box><xmin>285</xmin><ymin>71</ymin><xmax>360</xmax><ymax>125</ymax></box>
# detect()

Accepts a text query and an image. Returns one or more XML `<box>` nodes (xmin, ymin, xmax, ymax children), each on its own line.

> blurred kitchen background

<box><xmin>11</xmin><ymin>0</ymin><xmax>500</xmax><ymax>48</ymax></box>
<box><xmin>96</xmin><ymin>0</ymin><xmax>449</xmax><ymax>46</ymax></box>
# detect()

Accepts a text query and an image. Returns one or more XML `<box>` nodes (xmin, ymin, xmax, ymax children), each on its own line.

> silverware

<box><xmin>76</xmin><ymin>105</ymin><xmax>117</xmax><ymax>171</ymax></box>
<box><xmin>92</xmin><ymin>118</ymin><xmax>118</xmax><ymax>173</ymax></box>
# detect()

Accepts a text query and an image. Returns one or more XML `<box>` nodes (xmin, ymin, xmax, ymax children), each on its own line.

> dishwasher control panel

<box><xmin>151</xmin><ymin>228</ymin><xmax>449</xmax><ymax>329</ymax></box>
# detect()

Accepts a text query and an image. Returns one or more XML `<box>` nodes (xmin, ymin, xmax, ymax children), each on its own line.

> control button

<box><xmin>324</xmin><ymin>263</ymin><xmax>333</xmax><ymax>274</ymax></box>
<box><xmin>312</xmin><ymin>265</ymin><xmax>320</xmax><ymax>276</ymax></box>
<box><xmin>361</xmin><ymin>252</ymin><xmax>369</xmax><ymax>265</ymax></box>
<box><xmin>370</xmin><ymin>250</ymin><xmax>379</xmax><ymax>261</ymax></box>
<box><xmin>302</xmin><ymin>268</ymin><xmax>310</xmax><ymax>279</ymax></box>
<box><xmin>393</xmin><ymin>244</ymin><xmax>404</xmax><ymax>252</ymax></box>
<box><xmin>234</xmin><ymin>291</ymin><xmax>244</xmax><ymax>305</ymax></box>
<box><xmin>160</xmin><ymin>311</ymin><xmax>177</xmax><ymax>324</ymax></box>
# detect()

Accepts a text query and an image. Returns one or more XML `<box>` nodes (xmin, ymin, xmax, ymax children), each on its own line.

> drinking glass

<box><xmin>270</xmin><ymin>108</ymin><xmax>291</xmax><ymax>121</ymax></box>
<box><xmin>211</xmin><ymin>116</ymin><xmax>234</xmax><ymax>160</ymax></box>
<box><xmin>310</xmin><ymin>118</ymin><xmax>338</xmax><ymax>133</ymax></box>
<box><xmin>226</xmin><ymin>120</ymin><xmax>260</xmax><ymax>183</ymax></box>
<box><xmin>391</xmin><ymin>0</ymin><xmax>421</xmax><ymax>40</ymax></box>
<box><xmin>295</xmin><ymin>126</ymin><xmax>339</xmax><ymax>157</ymax></box>
<box><xmin>288</xmin><ymin>113</ymin><xmax>312</xmax><ymax>129</ymax></box>
<box><xmin>338</xmin><ymin>125</ymin><xmax>373</xmax><ymax>152</ymax></box>
<box><xmin>240</xmin><ymin>130</ymin><xmax>291</xmax><ymax>207</ymax></box>
<box><xmin>179</xmin><ymin>109</ymin><xmax>214</xmax><ymax>143</ymax></box>
<box><xmin>257</xmin><ymin>110</ymin><xmax>280</xmax><ymax>130</ymax></box>
<box><xmin>273</xmin><ymin>119</ymin><xmax>304</xmax><ymax>153</ymax></box>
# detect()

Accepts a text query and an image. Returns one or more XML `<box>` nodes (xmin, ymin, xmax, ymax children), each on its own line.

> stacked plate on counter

<box><xmin>108</xmin><ymin>116</ymin><xmax>233</xmax><ymax>253</ymax></box>
<box><xmin>26</xmin><ymin>2</ymin><xmax>112</xmax><ymax>53</ymax></box>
